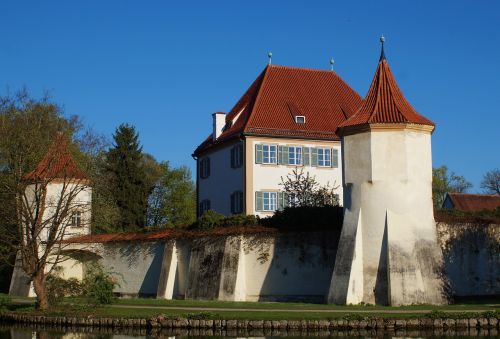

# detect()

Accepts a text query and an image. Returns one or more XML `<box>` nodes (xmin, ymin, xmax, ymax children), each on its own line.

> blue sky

<box><xmin>1</xmin><ymin>0</ymin><xmax>499</xmax><ymax>191</ymax></box>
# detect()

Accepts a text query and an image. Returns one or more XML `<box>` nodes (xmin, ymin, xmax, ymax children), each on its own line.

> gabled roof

<box><xmin>194</xmin><ymin>65</ymin><xmax>363</xmax><ymax>155</ymax></box>
<box><xmin>24</xmin><ymin>132</ymin><xmax>88</xmax><ymax>181</ymax></box>
<box><xmin>338</xmin><ymin>52</ymin><xmax>434</xmax><ymax>131</ymax></box>
<box><xmin>444</xmin><ymin>193</ymin><xmax>500</xmax><ymax>212</ymax></box>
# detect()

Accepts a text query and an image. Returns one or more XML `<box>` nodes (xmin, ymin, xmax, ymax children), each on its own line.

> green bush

<box><xmin>260</xmin><ymin>205</ymin><xmax>343</xmax><ymax>231</ymax></box>
<box><xmin>46</xmin><ymin>275</ymin><xmax>82</xmax><ymax>306</ymax></box>
<box><xmin>223</xmin><ymin>214</ymin><xmax>258</xmax><ymax>227</ymax></box>
<box><xmin>82</xmin><ymin>263</ymin><xmax>117</xmax><ymax>306</ymax></box>
<box><xmin>0</xmin><ymin>294</ymin><xmax>11</xmax><ymax>310</ymax></box>
<box><xmin>191</xmin><ymin>210</ymin><xmax>225</xmax><ymax>229</ymax></box>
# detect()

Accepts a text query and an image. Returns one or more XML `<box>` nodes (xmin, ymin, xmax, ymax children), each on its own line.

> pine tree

<box><xmin>106</xmin><ymin>124</ymin><xmax>149</xmax><ymax>231</ymax></box>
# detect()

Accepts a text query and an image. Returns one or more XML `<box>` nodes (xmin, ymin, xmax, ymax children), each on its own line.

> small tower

<box><xmin>9</xmin><ymin>133</ymin><xmax>92</xmax><ymax>296</ymax></box>
<box><xmin>327</xmin><ymin>38</ymin><xmax>446</xmax><ymax>305</ymax></box>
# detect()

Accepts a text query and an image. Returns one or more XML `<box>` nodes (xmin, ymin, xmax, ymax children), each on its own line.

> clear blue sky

<box><xmin>1</xmin><ymin>0</ymin><xmax>499</xmax><ymax>191</ymax></box>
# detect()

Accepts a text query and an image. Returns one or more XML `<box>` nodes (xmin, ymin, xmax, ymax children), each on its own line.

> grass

<box><xmin>5</xmin><ymin>294</ymin><xmax>499</xmax><ymax>321</ymax></box>
<box><xmin>110</xmin><ymin>297</ymin><xmax>499</xmax><ymax>311</ymax></box>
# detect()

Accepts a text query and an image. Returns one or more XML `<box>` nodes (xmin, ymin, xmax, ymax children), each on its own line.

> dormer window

<box><xmin>295</xmin><ymin>116</ymin><xmax>305</xmax><ymax>124</ymax></box>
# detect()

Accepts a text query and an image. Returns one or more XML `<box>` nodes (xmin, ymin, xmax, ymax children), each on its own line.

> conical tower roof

<box><xmin>338</xmin><ymin>42</ymin><xmax>434</xmax><ymax>133</ymax></box>
<box><xmin>24</xmin><ymin>132</ymin><xmax>88</xmax><ymax>181</ymax></box>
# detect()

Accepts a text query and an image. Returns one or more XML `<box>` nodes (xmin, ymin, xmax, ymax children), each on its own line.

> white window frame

<box><xmin>262</xmin><ymin>144</ymin><xmax>277</xmax><ymax>164</ymax></box>
<box><xmin>295</xmin><ymin>116</ymin><xmax>305</xmax><ymax>124</ymax></box>
<box><xmin>288</xmin><ymin>146</ymin><xmax>302</xmax><ymax>165</ymax></box>
<box><xmin>317</xmin><ymin>148</ymin><xmax>331</xmax><ymax>167</ymax></box>
<box><xmin>263</xmin><ymin>192</ymin><xmax>277</xmax><ymax>211</ymax></box>
<box><xmin>70</xmin><ymin>211</ymin><xmax>82</xmax><ymax>227</ymax></box>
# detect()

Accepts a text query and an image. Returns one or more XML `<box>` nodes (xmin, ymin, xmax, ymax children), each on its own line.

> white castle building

<box><xmin>10</xmin><ymin>41</ymin><xmax>480</xmax><ymax>305</ymax></box>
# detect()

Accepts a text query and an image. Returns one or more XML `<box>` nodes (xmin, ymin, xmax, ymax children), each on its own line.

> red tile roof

<box><xmin>445</xmin><ymin>193</ymin><xmax>500</xmax><ymax>212</ymax></box>
<box><xmin>338</xmin><ymin>56</ymin><xmax>434</xmax><ymax>131</ymax></box>
<box><xmin>24</xmin><ymin>132</ymin><xmax>88</xmax><ymax>181</ymax></box>
<box><xmin>63</xmin><ymin>226</ymin><xmax>276</xmax><ymax>244</ymax></box>
<box><xmin>194</xmin><ymin>65</ymin><xmax>362</xmax><ymax>155</ymax></box>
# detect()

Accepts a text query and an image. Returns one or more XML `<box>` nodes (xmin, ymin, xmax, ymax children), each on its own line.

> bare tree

<box><xmin>1</xmin><ymin>134</ymin><xmax>91</xmax><ymax>310</ymax></box>
<box><xmin>481</xmin><ymin>168</ymin><xmax>500</xmax><ymax>195</ymax></box>
<box><xmin>280</xmin><ymin>168</ymin><xmax>340</xmax><ymax>207</ymax></box>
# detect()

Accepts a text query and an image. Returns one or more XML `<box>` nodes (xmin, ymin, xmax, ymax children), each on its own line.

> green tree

<box><xmin>0</xmin><ymin>90</ymin><xmax>95</xmax><ymax>309</ymax></box>
<box><xmin>280</xmin><ymin>168</ymin><xmax>340</xmax><ymax>207</ymax></box>
<box><xmin>106</xmin><ymin>124</ymin><xmax>150</xmax><ymax>231</ymax></box>
<box><xmin>432</xmin><ymin>165</ymin><xmax>473</xmax><ymax>208</ymax></box>
<box><xmin>147</xmin><ymin>162</ymin><xmax>196</xmax><ymax>227</ymax></box>
<box><xmin>480</xmin><ymin>168</ymin><xmax>500</xmax><ymax>195</ymax></box>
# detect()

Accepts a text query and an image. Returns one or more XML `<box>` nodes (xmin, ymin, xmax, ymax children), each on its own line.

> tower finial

<box><xmin>329</xmin><ymin>58</ymin><xmax>335</xmax><ymax>71</ymax></box>
<box><xmin>379</xmin><ymin>35</ymin><xmax>386</xmax><ymax>61</ymax></box>
<box><xmin>268</xmin><ymin>52</ymin><xmax>273</xmax><ymax>65</ymax></box>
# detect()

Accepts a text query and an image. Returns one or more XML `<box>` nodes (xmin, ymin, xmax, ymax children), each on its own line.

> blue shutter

<box><xmin>255</xmin><ymin>191</ymin><xmax>263</xmax><ymax>211</ymax></box>
<box><xmin>332</xmin><ymin>148</ymin><xmax>339</xmax><ymax>168</ymax></box>
<box><xmin>302</xmin><ymin>147</ymin><xmax>310</xmax><ymax>166</ymax></box>
<box><xmin>311</xmin><ymin>148</ymin><xmax>318</xmax><ymax>167</ymax></box>
<box><xmin>255</xmin><ymin>144</ymin><xmax>263</xmax><ymax>164</ymax></box>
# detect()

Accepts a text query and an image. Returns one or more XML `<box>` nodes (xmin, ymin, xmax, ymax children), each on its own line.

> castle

<box><xmin>9</xmin><ymin>40</ymin><xmax>498</xmax><ymax>305</ymax></box>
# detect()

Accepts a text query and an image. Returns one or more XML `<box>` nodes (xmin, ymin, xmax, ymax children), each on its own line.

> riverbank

<box><xmin>1</xmin><ymin>311</ymin><xmax>499</xmax><ymax>332</ymax></box>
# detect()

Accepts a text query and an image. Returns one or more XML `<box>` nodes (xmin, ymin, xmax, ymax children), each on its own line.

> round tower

<box><xmin>328</xmin><ymin>38</ymin><xmax>446</xmax><ymax>305</ymax></box>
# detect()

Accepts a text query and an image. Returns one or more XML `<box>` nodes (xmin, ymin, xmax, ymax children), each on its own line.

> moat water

<box><xmin>0</xmin><ymin>324</ymin><xmax>498</xmax><ymax>338</ymax></box>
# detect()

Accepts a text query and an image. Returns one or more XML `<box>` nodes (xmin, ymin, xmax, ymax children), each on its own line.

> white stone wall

<box><xmin>197</xmin><ymin>141</ymin><xmax>244</xmax><ymax>216</ymax></box>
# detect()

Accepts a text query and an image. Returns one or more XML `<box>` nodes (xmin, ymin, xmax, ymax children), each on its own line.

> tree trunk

<box><xmin>32</xmin><ymin>271</ymin><xmax>48</xmax><ymax>311</ymax></box>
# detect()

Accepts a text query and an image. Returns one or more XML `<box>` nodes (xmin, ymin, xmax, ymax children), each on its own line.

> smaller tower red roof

<box><xmin>338</xmin><ymin>42</ymin><xmax>434</xmax><ymax>131</ymax></box>
<box><xmin>24</xmin><ymin>132</ymin><xmax>88</xmax><ymax>181</ymax></box>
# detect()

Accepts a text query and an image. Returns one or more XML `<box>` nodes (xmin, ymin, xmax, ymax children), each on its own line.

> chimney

<box><xmin>212</xmin><ymin>112</ymin><xmax>226</xmax><ymax>142</ymax></box>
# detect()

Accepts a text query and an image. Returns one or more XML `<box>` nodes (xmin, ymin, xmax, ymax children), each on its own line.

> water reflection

<box><xmin>0</xmin><ymin>324</ymin><xmax>498</xmax><ymax>338</ymax></box>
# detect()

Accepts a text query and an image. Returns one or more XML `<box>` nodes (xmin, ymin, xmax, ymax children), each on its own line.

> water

<box><xmin>0</xmin><ymin>324</ymin><xmax>498</xmax><ymax>338</ymax></box>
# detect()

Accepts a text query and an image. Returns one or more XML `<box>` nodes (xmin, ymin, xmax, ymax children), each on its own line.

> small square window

<box><xmin>295</xmin><ymin>116</ymin><xmax>305</xmax><ymax>124</ymax></box>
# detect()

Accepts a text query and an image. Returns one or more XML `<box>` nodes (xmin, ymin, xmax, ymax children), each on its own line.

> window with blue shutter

<box><xmin>231</xmin><ymin>144</ymin><xmax>243</xmax><ymax>168</ymax></box>
<box><xmin>200</xmin><ymin>157</ymin><xmax>211</xmax><ymax>178</ymax></box>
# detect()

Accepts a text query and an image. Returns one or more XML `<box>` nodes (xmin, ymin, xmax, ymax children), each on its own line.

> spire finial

<box><xmin>329</xmin><ymin>58</ymin><xmax>335</xmax><ymax>71</ymax></box>
<box><xmin>379</xmin><ymin>35</ymin><xmax>386</xmax><ymax>61</ymax></box>
<box><xmin>268</xmin><ymin>52</ymin><xmax>273</xmax><ymax>65</ymax></box>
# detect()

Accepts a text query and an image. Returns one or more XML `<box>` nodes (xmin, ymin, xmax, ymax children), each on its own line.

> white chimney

<box><xmin>212</xmin><ymin>112</ymin><xmax>226</xmax><ymax>142</ymax></box>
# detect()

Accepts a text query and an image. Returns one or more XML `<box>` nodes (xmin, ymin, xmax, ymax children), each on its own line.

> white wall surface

<box><xmin>248</xmin><ymin>137</ymin><xmax>343</xmax><ymax>217</ymax></box>
<box><xmin>197</xmin><ymin>141</ymin><xmax>244</xmax><ymax>216</ymax></box>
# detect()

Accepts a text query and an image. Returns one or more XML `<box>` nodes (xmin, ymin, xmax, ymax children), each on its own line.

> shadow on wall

<box><xmin>256</xmin><ymin>231</ymin><xmax>341</xmax><ymax>303</ymax></box>
<box><xmin>441</xmin><ymin>223</ymin><xmax>500</xmax><ymax>298</ymax></box>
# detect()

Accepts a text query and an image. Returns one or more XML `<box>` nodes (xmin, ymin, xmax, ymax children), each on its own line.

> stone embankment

<box><xmin>1</xmin><ymin>313</ymin><xmax>498</xmax><ymax>335</ymax></box>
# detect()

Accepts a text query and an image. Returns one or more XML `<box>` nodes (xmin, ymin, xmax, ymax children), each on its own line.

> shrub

<box><xmin>82</xmin><ymin>263</ymin><xmax>117</xmax><ymax>306</ymax></box>
<box><xmin>46</xmin><ymin>275</ymin><xmax>82</xmax><ymax>306</ymax></box>
<box><xmin>0</xmin><ymin>294</ymin><xmax>11</xmax><ymax>311</ymax></box>
<box><xmin>190</xmin><ymin>210</ymin><xmax>225</xmax><ymax>230</ymax></box>
<box><xmin>260</xmin><ymin>205</ymin><xmax>343</xmax><ymax>231</ymax></box>
<box><xmin>222</xmin><ymin>214</ymin><xmax>258</xmax><ymax>227</ymax></box>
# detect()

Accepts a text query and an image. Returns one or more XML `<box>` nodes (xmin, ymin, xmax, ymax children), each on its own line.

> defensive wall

<box><xmin>88</xmin><ymin>222</ymin><xmax>499</xmax><ymax>302</ymax></box>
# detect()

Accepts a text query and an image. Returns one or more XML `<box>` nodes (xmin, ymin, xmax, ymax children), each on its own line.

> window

<box><xmin>199</xmin><ymin>157</ymin><xmax>210</xmax><ymax>178</ymax></box>
<box><xmin>199</xmin><ymin>199</ymin><xmax>211</xmax><ymax>215</ymax></box>
<box><xmin>70</xmin><ymin>211</ymin><xmax>82</xmax><ymax>227</ymax></box>
<box><xmin>231</xmin><ymin>191</ymin><xmax>244</xmax><ymax>214</ymax></box>
<box><xmin>256</xmin><ymin>191</ymin><xmax>289</xmax><ymax>211</ymax></box>
<box><xmin>263</xmin><ymin>192</ymin><xmax>277</xmax><ymax>211</ymax></box>
<box><xmin>231</xmin><ymin>144</ymin><xmax>243</xmax><ymax>168</ymax></box>
<box><xmin>288</xmin><ymin>146</ymin><xmax>302</xmax><ymax>165</ymax></box>
<box><xmin>295</xmin><ymin>116</ymin><xmax>305</xmax><ymax>124</ymax></box>
<box><xmin>317</xmin><ymin>148</ymin><xmax>331</xmax><ymax>167</ymax></box>
<box><xmin>256</xmin><ymin>144</ymin><xmax>277</xmax><ymax>164</ymax></box>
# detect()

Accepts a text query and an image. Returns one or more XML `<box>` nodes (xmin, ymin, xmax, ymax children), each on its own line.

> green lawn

<box><xmin>110</xmin><ymin>297</ymin><xmax>499</xmax><ymax>311</ymax></box>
